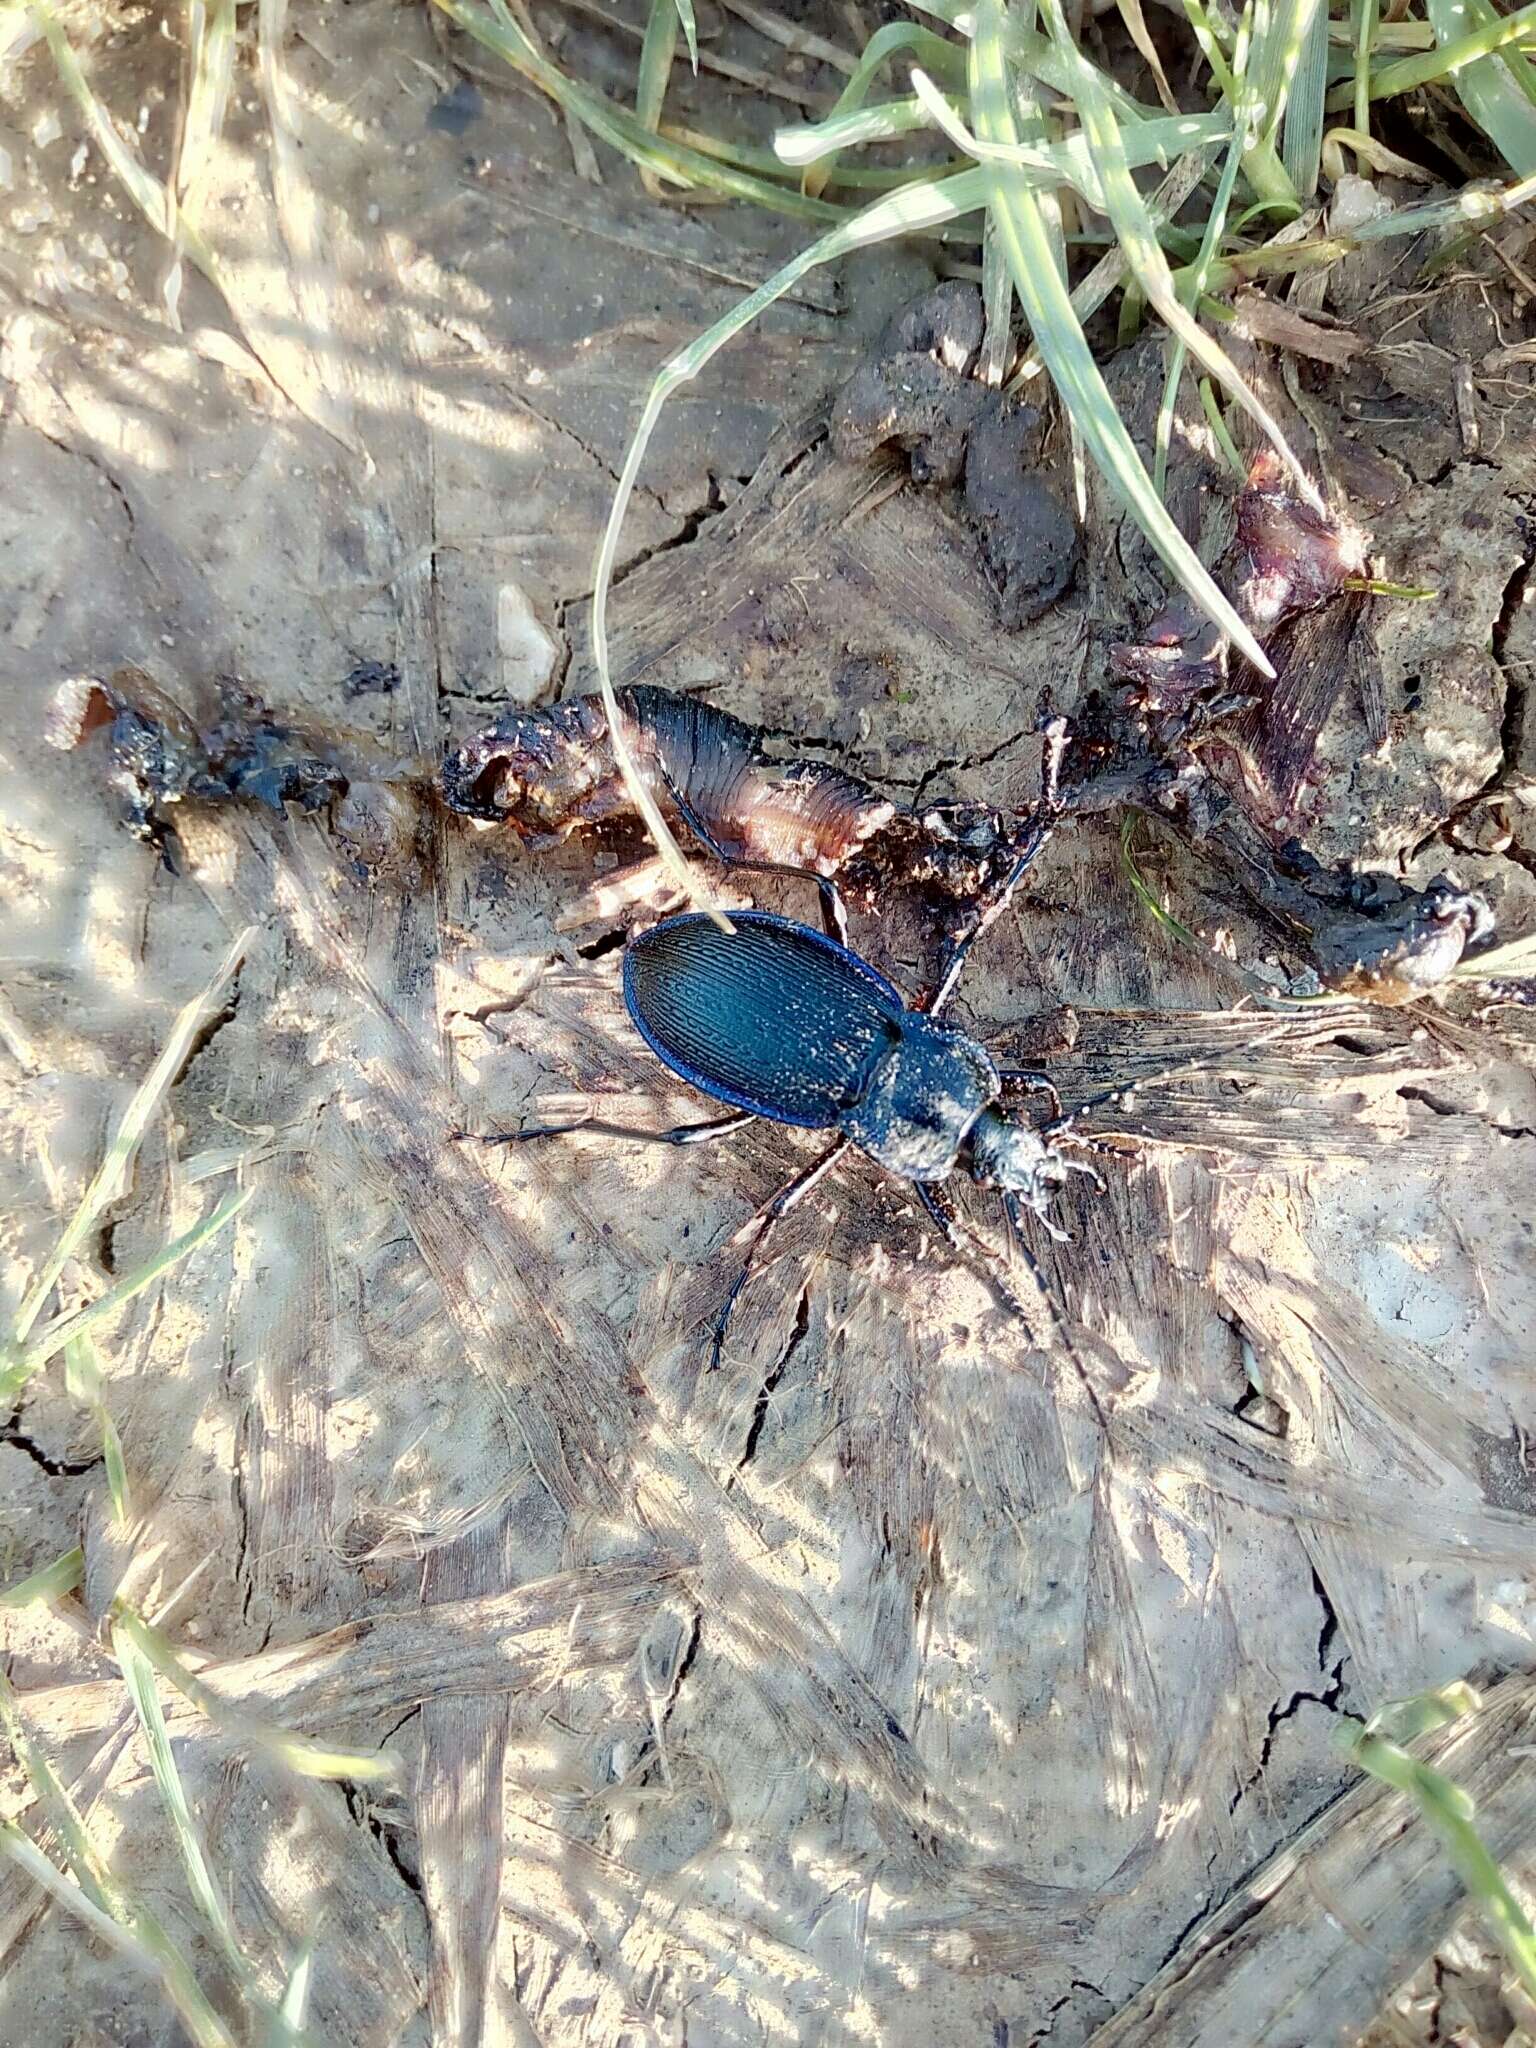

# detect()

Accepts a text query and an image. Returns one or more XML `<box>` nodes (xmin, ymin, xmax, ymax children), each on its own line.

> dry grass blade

<box><xmin>111</xmin><ymin>1601</ymin><xmax>401</xmax><ymax>1784</ymax></box>
<box><xmin>113</xmin><ymin>1617</ymin><xmax>247</xmax><ymax>1979</ymax></box>
<box><xmin>5</xmin><ymin>1185</ymin><xmax>255</xmax><ymax>1399</ymax></box>
<box><xmin>587</xmin><ymin>166</ymin><xmax>988</xmax><ymax>925</ymax></box>
<box><xmin>7</xmin><ymin>925</ymin><xmax>251</xmax><ymax>1353</ymax></box>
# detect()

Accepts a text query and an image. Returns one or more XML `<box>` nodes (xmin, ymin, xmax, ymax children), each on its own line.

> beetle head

<box><xmin>965</xmin><ymin>1108</ymin><xmax>1071</xmax><ymax>1219</ymax></box>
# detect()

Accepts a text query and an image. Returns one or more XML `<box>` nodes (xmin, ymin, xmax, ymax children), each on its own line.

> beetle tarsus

<box><xmin>464</xmin><ymin>1109</ymin><xmax>757</xmax><ymax>1149</ymax></box>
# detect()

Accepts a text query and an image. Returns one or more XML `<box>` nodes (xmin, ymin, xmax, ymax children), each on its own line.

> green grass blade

<box><xmin>0</xmin><ymin>1546</ymin><xmax>85</xmax><ymax>1610</ymax></box>
<box><xmin>672</xmin><ymin>0</ymin><xmax>698</xmax><ymax>69</ymax></box>
<box><xmin>775</xmin><ymin>98</ymin><xmax>937</xmax><ymax>164</ymax></box>
<box><xmin>1009</xmin><ymin>152</ymin><xmax>1212</xmax><ymax>388</ymax></box>
<box><xmin>1250</xmin><ymin>0</ymin><xmax>1322</xmax><ymax>146</ymax></box>
<box><xmin>1036</xmin><ymin>0</ymin><xmax>1323</xmax><ymax>512</ymax></box>
<box><xmin>1338</xmin><ymin>1689</ymin><xmax>1536</xmax><ymax>2003</ymax></box>
<box><xmin>112</xmin><ymin>1603</ymin><xmax>400</xmax><ymax>1785</ymax></box>
<box><xmin>4</xmin><ymin>1187</ymin><xmax>254</xmax><ymax>1399</ymax></box>
<box><xmin>1</xmin><ymin>1826</ymin><xmax>243</xmax><ymax>2048</ymax></box>
<box><xmin>0</xmin><ymin>1673</ymin><xmax>121</xmax><ymax>1916</ymax></box>
<box><xmin>980</xmin><ymin>215</ymin><xmax>1014</xmax><ymax>383</ymax></box>
<box><xmin>63</xmin><ymin>1335</ymin><xmax>130</xmax><ymax>1524</ymax></box>
<box><xmin>432</xmin><ymin>0</ymin><xmax>847</xmax><ymax>220</ymax></box>
<box><xmin>635</xmin><ymin>0</ymin><xmax>680</xmax><ymax>186</ymax></box>
<box><xmin>1281</xmin><ymin>0</ymin><xmax>1329</xmax><ymax>195</ymax></box>
<box><xmin>906</xmin><ymin>69</ymin><xmax>1230</xmax><ymax>195</ymax></box>
<box><xmin>1326</xmin><ymin>0</ymin><xmax>1536</xmax><ymax>111</ymax></box>
<box><xmin>795</xmin><ymin>21</ymin><xmax>965</xmax><ymax>195</ymax></box>
<box><xmin>114</xmin><ymin>1618</ymin><xmax>247</xmax><ymax>1977</ymax></box>
<box><xmin>265</xmin><ymin>1943</ymin><xmax>314</xmax><ymax>2048</ymax></box>
<box><xmin>969</xmin><ymin>0</ymin><xmax>1271</xmax><ymax>676</ymax></box>
<box><xmin>1425</xmin><ymin>0</ymin><xmax>1536</xmax><ymax>171</ymax></box>
<box><xmin>1154</xmin><ymin>109</ymin><xmax>1249</xmax><ymax>493</ymax></box>
<box><xmin>8</xmin><ymin>925</ymin><xmax>251</xmax><ymax>1352</ymax></box>
<box><xmin>588</xmin><ymin>168</ymin><xmax>988</xmax><ymax>922</ymax></box>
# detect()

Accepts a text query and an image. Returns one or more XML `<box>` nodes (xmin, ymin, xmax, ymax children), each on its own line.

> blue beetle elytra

<box><xmin>469</xmin><ymin>725</ymin><xmax>1127</xmax><ymax>1369</ymax></box>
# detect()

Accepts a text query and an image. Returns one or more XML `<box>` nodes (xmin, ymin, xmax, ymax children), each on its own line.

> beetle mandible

<box><xmin>471</xmin><ymin>724</ymin><xmax>1133</xmax><ymax>1367</ymax></box>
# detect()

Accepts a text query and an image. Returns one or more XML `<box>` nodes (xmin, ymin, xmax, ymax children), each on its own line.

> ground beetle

<box><xmin>473</xmin><ymin>725</ymin><xmax>1137</xmax><ymax>1369</ymax></box>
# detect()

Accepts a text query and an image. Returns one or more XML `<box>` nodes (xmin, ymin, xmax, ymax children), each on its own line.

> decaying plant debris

<box><xmin>5</xmin><ymin>1</ymin><xmax>1536</xmax><ymax>2045</ymax></box>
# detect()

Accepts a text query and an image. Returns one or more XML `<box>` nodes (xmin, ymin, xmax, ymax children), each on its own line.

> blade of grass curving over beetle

<box><xmin>797</xmin><ymin>21</ymin><xmax>965</xmax><ymax>195</ymax></box>
<box><xmin>0</xmin><ymin>1546</ymin><xmax>84</xmax><ymax>1610</ymax></box>
<box><xmin>969</xmin><ymin>0</ymin><xmax>1270</xmax><ymax>675</ymax></box>
<box><xmin>6</xmin><ymin>925</ymin><xmax>250</xmax><ymax>1354</ymax></box>
<box><xmin>4</xmin><ymin>1187</ymin><xmax>254</xmax><ymax>1400</ymax></box>
<box><xmin>590</xmin><ymin>168</ymin><xmax>989</xmax><ymax>923</ymax></box>
<box><xmin>1425</xmin><ymin>0</ymin><xmax>1536</xmax><ymax>171</ymax></box>
<box><xmin>1036</xmin><ymin>0</ymin><xmax>1324</xmax><ymax>510</ymax></box>
<box><xmin>432</xmin><ymin>0</ymin><xmax>847</xmax><ymax>218</ymax></box>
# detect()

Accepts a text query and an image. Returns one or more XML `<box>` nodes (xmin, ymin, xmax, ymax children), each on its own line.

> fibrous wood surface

<box><xmin>1</xmin><ymin>5</ymin><xmax>1534</xmax><ymax>2045</ymax></box>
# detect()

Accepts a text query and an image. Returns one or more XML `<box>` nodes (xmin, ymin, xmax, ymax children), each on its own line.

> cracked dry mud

<box><xmin>2</xmin><ymin>5</ymin><xmax>1536</xmax><ymax>2047</ymax></box>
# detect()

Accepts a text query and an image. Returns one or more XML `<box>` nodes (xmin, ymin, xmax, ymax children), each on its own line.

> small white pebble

<box><xmin>366</xmin><ymin>201</ymin><xmax>381</xmax><ymax>225</ymax></box>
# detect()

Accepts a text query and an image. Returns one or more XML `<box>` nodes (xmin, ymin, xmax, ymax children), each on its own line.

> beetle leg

<box><xmin>923</xmin><ymin>721</ymin><xmax>1067</xmax><ymax>1017</ymax></box>
<box><xmin>709</xmin><ymin>1136</ymin><xmax>849</xmax><ymax>1371</ymax></box>
<box><xmin>996</xmin><ymin>1068</ymin><xmax>1065</xmax><ymax>1122</ymax></box>
<box><xmin>663</xmin><ymin>771</ymin><xmax>851</xmax><ymax>943</ymax></box>
<box><xmin>462</xmin><ymin>1109</ymin><xmax>757</xmax><ymax>1148</ymax></box>
<box><xmin>816</xmin><ymin>876</ymin><xmax>850</xmax><ymax>947</ymax></box>
<box><xmin>913</xmin><ymin>1181</ymin><xmax>1037</xmax><ymax>1335</ymax></box>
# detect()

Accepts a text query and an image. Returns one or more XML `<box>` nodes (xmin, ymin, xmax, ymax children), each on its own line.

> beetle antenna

<box><xmin>1042</xmin><ymin>1019</ymin><xmax>1294</xmax><ymax>1137</ymax></box>
<box><xmin>1001</xmin><ymin>1193</ymin><xmax>1107</xmax><ymax>1433</ymax></box>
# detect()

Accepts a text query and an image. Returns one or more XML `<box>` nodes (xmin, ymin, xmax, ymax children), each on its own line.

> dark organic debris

<box><xmin>1108</xmin><ymin>449</ymin><xmax>1369</xmax><ymax>773</ymax></box>
<box><xmin>441</xmin><ymin>683</ymin><xmax>1035</xmax><ymax>944</ymax></box>
<box><xmin>1235</xmin><ymin>449</ymin><xmax>1369</xmax><ymax>633</ymax></box>
<box><xmin>47</xmin><ymin>669</ymin><xmax>424</xmax><ymax>879</ymax></box>
<box><xmin>962</xmin><ymin>400</ymin><xmax>1080</xmax><ymax>626</ymax></box>
<box><xmin>832</xmin><ymin>282</ymin><xmax>1077</xmax><ymax>624</ymax></box>
<box><xmin>341</xmin><ymin>659</ymin><xmax>401</xmax><ymax>700</ymax></box>
<box><xmin>830</xmin><ymin>301</ymin><xmax>988</xmax><ymax>487</ymax></box>
<box><xmin>1060</xmin><ymin>702</ymin><xmax>1496</xmax><ymax>1003</ymax></box>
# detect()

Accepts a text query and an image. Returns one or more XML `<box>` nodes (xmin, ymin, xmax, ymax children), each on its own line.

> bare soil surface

<box><xmin>2</xmin><ymin>4</ymin><xmax>1535</xmax><ymax>2045</ymax></box>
